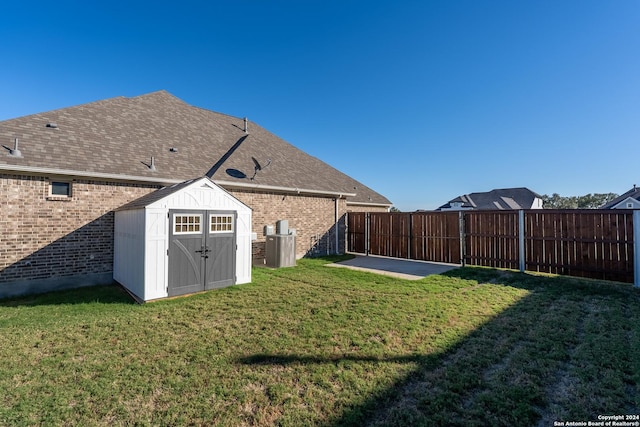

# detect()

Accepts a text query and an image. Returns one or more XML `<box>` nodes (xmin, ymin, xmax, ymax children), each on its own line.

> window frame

<box><xmin>209</xmin><ymin>214</ymin><xmax>234</xmax><ymax>233</ymax></box>
<box><xmin>48</xmin><ymin>180</ymin><xmax>72</xmax><ymax>198</ymax></box>
<box><xmin>173</xmin><ymin>214</ymin><xmax>203</xmax><ymax>235</ymax></box>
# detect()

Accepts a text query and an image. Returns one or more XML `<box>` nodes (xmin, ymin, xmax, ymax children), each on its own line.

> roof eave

<box><xmin>346</xmin><ymin>201</ymin><xmax>393</xmax><ymax>208</ymax></box>
<box><xmin>0</xmin><ymin>164</ymin><xmax>358</xmax><ymax>199</ymax></box>
<box><xmin>0</xmin><ymin>163</ymin><xmax>182</xmax><ymax>185</ymax></box>
<box><xmin>214</xmin><ymin>179</ymin><xmax>356</xmax><ymax>198</ymax></box>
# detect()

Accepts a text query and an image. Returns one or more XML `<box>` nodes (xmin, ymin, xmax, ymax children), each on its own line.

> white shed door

<box><xmin>168</xmin><ymin>210</ymin><xmax>236</xmax><ymax>297</ymax></box>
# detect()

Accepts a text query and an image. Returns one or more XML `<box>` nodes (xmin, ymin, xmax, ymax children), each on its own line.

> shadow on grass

<box><xmin>0</xmin><ymin>284</ymin><xmax>136</xmax><ymax>307</ymax></box>
<box><xmin>238</xmin><ymin>267</ymin><xmax>640</xmax><ymax>426</ymax></box>
<box><xmin>238</xmin><ymin>353</ymin><xmax>434</xmax><ymax>366</ymax></box>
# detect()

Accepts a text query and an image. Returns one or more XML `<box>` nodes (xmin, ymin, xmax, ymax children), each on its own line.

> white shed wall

<box><xmin>113</xmin><ymin>209</ymin><xmax>146</xmax><ymax>300</ymax></box>
<box><xmin>115</xmin><ymin>178</ymin><xmax>251</xmax><ymax>302</ymax></box>
<box><xmin>144</xmin><ymin>208</ymin><xmax>170</xmax><ymax>300</ymax></box>
<box><xmin>235</xmin><ymin>210</ymin><xmax>252</xmax><ymax>284</ymax></box>
<box><xmin>144</xmin><ymin>180</ymin><xmax>252</xmax><ymax>296</ymax></box>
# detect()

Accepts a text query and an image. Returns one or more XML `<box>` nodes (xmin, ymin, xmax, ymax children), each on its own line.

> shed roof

<box><xmin>116</xmin><ymin>176</ymin><xmax>250</xmax><ymax>211</ymax></box>
<box><xmin>0</xmin><ymin>91</ymin><xmax>390</xmax><ymax>206</ymax></box>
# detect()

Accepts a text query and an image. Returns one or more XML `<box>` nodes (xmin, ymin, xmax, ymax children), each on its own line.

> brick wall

<box><xmin>229</xmin><ymin>190</ymin><xmax>348</xmax><ymax>260</ymax></box>
<box><xmin>0</xmin><ymin>174</ymin><xmax>159</xmax><ymax>284</ymax></box>
<box><xmin>0</xmin><ymin>174</ymin><xmax>380</xmax><ymax>286</ymax></box>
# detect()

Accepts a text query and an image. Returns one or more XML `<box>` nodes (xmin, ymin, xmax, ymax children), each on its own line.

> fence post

<box><xmin>408</xmin><ymin>213</ymin><xmax>412</xmax><ymax>260</ymax></box>
<box><xmin>519</xmin><ymin>210</ymin><xmax>525</xmax><ymax>273</ymax></box>
<box><xmin>345</xmin><ymin>212</ymin><xmax>349</xmax><ymax>254</ymax></box>
<box><xmin>634</xmin><ymin>210</ymin><xmax>640</xmax><ymax>288</ymax></box>
<box><xmin>365</xmin><ymin>212</ymin><xmax>370</xmax><ymax>256</ymax></box>
<box><xmin>459</xmin><ymin>211</ymin><xmax>466</xmax><ymax>266</ymax></box>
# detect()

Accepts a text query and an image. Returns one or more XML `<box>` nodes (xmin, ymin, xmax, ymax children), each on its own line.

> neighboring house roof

<box><xmin>0</xmin><ymin>91</ymin><xmax>390</xmax><ymax>206</ymax></box>
<box><xmin>600</xmin><ymin>185</ymin><xmax>640</xmax><ymax>209</ymax></box>
<box><xmin>438</xmin><ymin>187</ymin><xmax>542</xmax><ymax>210</ymax></box>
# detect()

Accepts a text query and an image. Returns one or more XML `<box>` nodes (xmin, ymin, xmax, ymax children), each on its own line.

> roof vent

<box><xmin>149</xmin><ymin>156</ymin><xmax>157</xmax><ymax>171</ymax></box>
<box><xmin>169</xmin><ymin>147</ymin><xmax>178</xmax><ymax>153</ymax></box>
<box><xmin>9</xmin><ymin>137</ymin><xmax>22</xmax><ymax>158</ymax></box>
<box><xmin>244</xmin><ymin>117</ymin><xmax>249</xmax><ymax>134</ymax></box>
<box><xmin>46</xmin><ymin>123</ymin><xmax>58</xmax><ymax>129</ymax></box>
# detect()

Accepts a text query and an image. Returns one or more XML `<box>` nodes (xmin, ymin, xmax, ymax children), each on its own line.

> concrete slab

<box><xmin>327</xmin><ymin>255</ymin><xmax>459</xmax><ymax>280</ymax></box>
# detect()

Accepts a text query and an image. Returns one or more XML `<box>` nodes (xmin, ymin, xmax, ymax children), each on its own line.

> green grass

<box><xmin>0</xmin><ymin>256</ymin><xmax>639</xmax><ymax>426</ymax></box>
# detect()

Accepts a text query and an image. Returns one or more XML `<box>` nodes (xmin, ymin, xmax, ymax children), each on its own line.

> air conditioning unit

<box><xmin>265</xmin><ymin>235</ymin><xmax>296</xmax><ymax>268</ymax></box>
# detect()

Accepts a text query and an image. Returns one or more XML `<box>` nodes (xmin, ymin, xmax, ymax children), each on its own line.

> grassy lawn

<box><xmin>0</xmin><ymin>256</ymin><xmax>639</xmax><ymax>426</ymax></box>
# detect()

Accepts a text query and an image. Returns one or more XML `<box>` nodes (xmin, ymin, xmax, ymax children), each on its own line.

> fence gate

<box><xmin>168</xmin><ymin>209</ymin><xmax>236</xmax><ymax>297</ymax></box>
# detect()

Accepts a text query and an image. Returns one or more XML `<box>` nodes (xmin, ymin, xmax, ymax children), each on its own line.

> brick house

<box><xmin>0</xmin><ymin>91</ymin><xmax>391</xmax><ymax>298</ymax></box>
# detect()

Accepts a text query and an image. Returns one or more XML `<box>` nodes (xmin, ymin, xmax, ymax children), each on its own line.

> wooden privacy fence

<box><xmin>347</xmin><ymin>210</ymin><xmax>640</xmax><ymax>285</ymax></box>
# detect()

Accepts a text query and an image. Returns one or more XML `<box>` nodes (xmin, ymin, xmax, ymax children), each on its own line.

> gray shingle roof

<box><xmin>600</xmin><ymin>186</ymin><xmax>640</xmax><ymax>209</ymax></box>
<box><xmin>438</xmin><ymin>187</ymin><xmax>542</xmax><ymax>210</ymax></box>
<box><xmin>0</xmin><ymin>91</ymin><xmax>390</xmax><ymax>206</ymax></box>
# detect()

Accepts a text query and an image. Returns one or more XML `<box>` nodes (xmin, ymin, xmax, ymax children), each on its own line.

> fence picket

<box><xmin>347</xmin><ymin>210</ymin><xmax>636</xmax><ymax>283</ymax></box>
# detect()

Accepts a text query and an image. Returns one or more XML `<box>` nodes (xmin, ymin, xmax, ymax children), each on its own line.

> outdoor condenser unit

<box><xmin>265</xmin><ymin>220</ymin><xmax>296</xmax><ymax>268</ymax></box>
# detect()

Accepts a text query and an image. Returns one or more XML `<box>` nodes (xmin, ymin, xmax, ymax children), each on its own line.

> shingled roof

<box><xmin>0</xmin><ymin>91</ymin><xmax>390</xmax><ymax>206</ymax></box>
<box><xmin>600</xmin><ymin>185</ymin><xmax>640</xmax><ymax>209</ymax></box>
<box><xmin>438</xmin><ymin>187</ymin><xmax>542</xmax><ymax>210</ymax></box>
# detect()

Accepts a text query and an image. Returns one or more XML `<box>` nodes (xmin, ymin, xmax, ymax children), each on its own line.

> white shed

<box><xmin>113</xmin><ymin>177</ymin><xmax>252</xmax><ymax>302</ymax></box>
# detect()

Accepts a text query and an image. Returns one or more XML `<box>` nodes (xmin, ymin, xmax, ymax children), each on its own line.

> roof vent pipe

<box><xmin>244</xmin><ymin>117</ymin><xmax>248</xmax><ymax>134</ymax></box>
<box><xmin>9</xmin><ymin>137</ymin><xmax>22</xmax><ymax>158</ymax></box>
<box><xmin>149</xmin><ymin>156</ymin><xmax>157</xmax><ymax>171</ymax></box>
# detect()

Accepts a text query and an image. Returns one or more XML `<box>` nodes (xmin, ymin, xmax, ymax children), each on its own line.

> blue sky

<box><xmin>1</xmin><ymin>1</ymin><xmax>639</xmax><ymax>211</ymax></box>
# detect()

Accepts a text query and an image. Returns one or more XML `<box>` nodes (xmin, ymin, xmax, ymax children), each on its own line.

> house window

<box><xmin>50</xmin><ymin>181</ymin><xmax>71</xmax><ymax>197</ymax></box>
<box><xmin>628</xmin><ymin>203</ymin><xmax>634</xmax><ymax>209</ymax></box>
<box><xmin>174</xmin><ymin>214</ymin><xmax>202</xmax><ymax>234</ymax></box>
<box><xmin>210</xmin><ymin>215</ymin><xmax>233</xmax><ymax>233</ymax></box>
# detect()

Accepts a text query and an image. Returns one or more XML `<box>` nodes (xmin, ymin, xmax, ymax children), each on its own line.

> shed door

<box><xmin>168</xmin><ymin>210</ymin><xmax>236</xmax><ymax>297</ymax></box>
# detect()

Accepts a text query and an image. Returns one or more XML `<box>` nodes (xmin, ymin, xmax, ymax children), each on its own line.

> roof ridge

<box><xmin>0</xmin><ymin>90</ymin><xmax>391</xmax><ymax>206</ymax></box>
<box><xmin>129</xmin><ymin>90</ymin><xmax>247</xmax><ymax>122</ymax></box>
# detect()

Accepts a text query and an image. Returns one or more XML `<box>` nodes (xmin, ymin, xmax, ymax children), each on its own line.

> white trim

<box><xmin>173</xmin><ymin>213</ymin><xmax>203</xmax><ymax>235</ymax></box>
<box><xmin>49</xmin><ymin>180</ymin><xmax>72</xmax><ymax>198</ymax></box>
<box><xmin>612</xmin><ymin>197</ymin><xmax>640</xmax><ymax>210</ymax></box>
<box><xmin>346</xmin><ymin>201</ymin><xmax>392</xmax><ymax>208</ymax></box>
<box><xmin>213</xmin><ymin>180</ymin><xmax>356</xmax><ymax>198</ymax></box>
<box><xmin>0</xmin><ymin>164</ymin><xmax>182</xmax><ymax>185</ymax></box>
<box><xmin>0</xmin><ymin>164</ymin><xmax>360</xmax><ymax>199</ymax></box>
<box><xmin>209</xmin><ymin>214</ymin><xmax>234</xmax><ymax>233</ymax></box>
